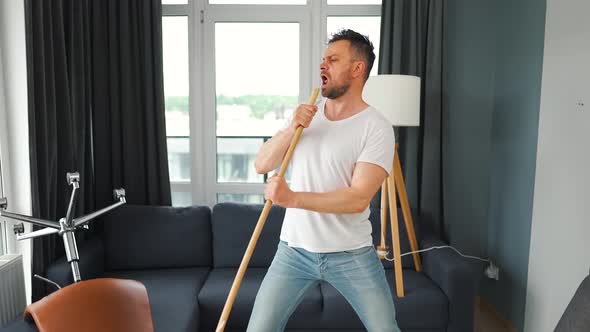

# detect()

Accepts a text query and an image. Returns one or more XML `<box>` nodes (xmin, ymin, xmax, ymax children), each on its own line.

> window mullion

<box><xmin>162</xmin><ymin>4</ymin><xmax>189</xmax><ymax>16</ymax></box>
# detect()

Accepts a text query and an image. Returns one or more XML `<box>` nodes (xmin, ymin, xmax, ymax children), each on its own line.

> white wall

<box><xmin>524</xmin><ymin>0</ymin><xmax>590</xmax><ymax>331</ymax></box>
<box><xmin>0</xmin><ymin>0</ymin><xmax>33</xmax><ymax>304</ymax></box>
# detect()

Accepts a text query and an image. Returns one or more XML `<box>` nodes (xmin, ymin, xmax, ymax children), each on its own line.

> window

<box><xmin>217</xmin><ymin>193</ymin><xmax>264</xmax><ymax>204</ymax></box>
<box><xmin>214</xmin><ymin>22</ymin><xmax>299</xmax><ymax>188</ymax></box>
<box><xmin>327</xmin><ymin>0</ymin><xmax>381</xmax><ymax>4</ymax></box>
<box><xmin>0</xmin><ymin>62</ymin><xmax>5</xmax><ymax>255</ymax></box>
<box><xmin>210</xmin><ymin>0</ymin><xmax>306</xmax><ymax>4</ymax></box>
<box><xmin>162</xmin><ymin>0</ymin><xmax>381</xmax><ymax>206</ymax></box>
<box><xmin>162</xmin><ymin>15</ymin><xmax>191</xmax><ymax>205</ymax></box>
<box><xmin>0</xmin><ymin>148</ymin><xmax>5</xmax><ymax>255</ymax></box>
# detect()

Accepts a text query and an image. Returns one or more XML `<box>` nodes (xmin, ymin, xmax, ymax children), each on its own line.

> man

<box><xmin>248</xmin><ymin>29</ymin><xmax>400</xmax><ymax>332</ymax></box>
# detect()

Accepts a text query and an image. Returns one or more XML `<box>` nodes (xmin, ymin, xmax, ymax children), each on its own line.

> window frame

<box><xmin>0</xmin><ymin>152</ymin><xmax>5</xmax><ymax>256</ymax></box>
<box><xmin>202</xmin><ymin>6</ymin><xmax>311</xmax><ymax>206</ymax></box>
<box><xmin>162</xmin><ymin>7</ymin><xmax>193</xmax><ymax>204</ymax></box>
<box><xmin>0</xmin><ymin>57</ymin><xmax>7</xmax><ymax>256</ymax></box>
<box><xmin>162</xmin><ymin>0</ymin><xmax>381</xmax><ymax>207</ymax></box>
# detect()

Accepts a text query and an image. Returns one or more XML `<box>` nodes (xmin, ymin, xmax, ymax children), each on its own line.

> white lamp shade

<box><xmin>362</xmin><ymin>74</ymin><xmax>421</xmax><ymax>127</ymax></box>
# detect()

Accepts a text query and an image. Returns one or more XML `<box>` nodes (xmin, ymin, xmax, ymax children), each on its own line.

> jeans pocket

<box><xmin>343</xmin><ymin>246</ymin><xmax>374</xmax><ymax>256</ymax></box>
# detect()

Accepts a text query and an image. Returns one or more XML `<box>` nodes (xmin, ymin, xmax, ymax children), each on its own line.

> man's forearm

<box><xmin>254</xmin><ymin>128</ymin><xmax>295</xmax><ymax>174</ymax></box>
<box><xmin>290</xmin><ymin>188</ymin><xmax>372</xmax><ymax>214</ymax></box>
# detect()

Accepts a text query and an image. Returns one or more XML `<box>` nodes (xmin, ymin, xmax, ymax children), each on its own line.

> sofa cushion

<box><xmin>212</xmin><ymin>203</ymin><xmax>285</xmax><ymax>268</ymax></box>
<box><xmin>104</xmin><ymin>267</ymin><xmax>209</xmax><ymax>332</ymax></box>
<box><xmin>198</xmin><ymin>268</ymin><xmax>323</xmax><ymax>329</ymax></box>
<box><xmin>102</xmin><ymin>205</ymin><xmax>212</xmax><ymax>270</ymax></box>
<box><xmin>368</xmin><ymin>207</ymin><xmax>421</xmax><ymax>269</ymax></box>
<box><xmin>320</xmin><ymin>269</ymin><xmax>447</xmax><ymax>330</ymax></box>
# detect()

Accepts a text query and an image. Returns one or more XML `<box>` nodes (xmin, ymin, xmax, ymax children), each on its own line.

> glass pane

<box><xmin>210</xmin><ymin>0</ymin><xmax>305</xmax><ymax>4</ymax></box>
<box><xmin>168</xmin><ymin>138</ymin><xmax>191</xmax><ymax>181</ymax></box>
<box><xmin>271</xmin><ymin>165</ymin><xmax>291</xmax><ymax>183</ymax></box>
<box><xmin>0</xmin><ymin>160</ymin><xmax>4</xmax><ymax>255</ymax></box>
<box><xmin>171</xmin><ymin>192</ymin><xmax>192</xmax><ymax>207</ymax></box>
<box><xmin>162</xmin><ymin>0</ymin><xmax>188</xmax><ymax>4</ymax></box>
<box><xmin>217</xmin><ymin>193</ymin><xmax>264</xmax><ymax>204</ymax></box>
<box><xmin>215</xmin><ymin>23</ymin><xmax>299</xmax><ymax>137</ymax></box>
<box><xmin>0</xmin><ymin>220</ymin><xmax>4</xmax><ymax>255</ymax></box>
<box><xmin>217</xmin><ymin>138</ymin><xmax>263</xmax><ymax>183</ymax></box>
<box><xmin>327</xmin><ymin>16</ymin><xmax>381</xmax><ymax>77</ymax></box>
<box><xmin>327</xmin><ymin>0</ymin><xmax>381</xmax><ymax>4</ymax></box>
<box><xmin>162</xmin><ymin>16</ymin><xmax>190</xmax><ymax>137</ymax></box>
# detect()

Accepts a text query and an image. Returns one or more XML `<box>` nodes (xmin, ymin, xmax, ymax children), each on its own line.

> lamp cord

<box><xmin>382</xmin><ymin>245</ymin><xmax>490</xmax><ymax>263</ymax></box>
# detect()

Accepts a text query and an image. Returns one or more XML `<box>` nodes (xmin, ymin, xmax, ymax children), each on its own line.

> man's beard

<box><xmin>322</xmin><ymin>81</ymin><xmax>351</xmax><ymax>99</ymax></box>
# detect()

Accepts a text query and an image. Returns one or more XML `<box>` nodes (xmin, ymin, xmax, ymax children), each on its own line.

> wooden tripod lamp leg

<box><xmin>377</xmin><ymin>180</ymin><xmax>389</xmax><ymax>259</ymax></box>
<box><xmin>393</xmin><ymin>144</ymin><xmax>422</xmax><ymax>272</ymax></box>
<box><xmin>387</xmin><ymin>167</ymin><xmax>404</xmax><ymax>298</ymax></box>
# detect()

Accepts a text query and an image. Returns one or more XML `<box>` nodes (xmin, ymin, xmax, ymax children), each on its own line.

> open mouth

<box><xmin>321</xmin><ymin>74</ymin><xmax>328</xmax><ymax>86</ymax></box>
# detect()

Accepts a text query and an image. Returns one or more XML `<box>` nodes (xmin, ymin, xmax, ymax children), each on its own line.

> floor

<box><xmin>474</xmin><ymin>297</ymin><xmax>517</xmax><ymax>332</ymax></box>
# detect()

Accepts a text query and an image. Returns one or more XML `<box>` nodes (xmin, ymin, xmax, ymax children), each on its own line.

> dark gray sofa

<box><xmin>1</xmin><ymin>203</ymin><xmax>478</xmax><ymax>332</ymax></box>
<box><xmin>555</xmin><ymin>271</ymin><xmax>590</xmax><ymax>332</ymax></box>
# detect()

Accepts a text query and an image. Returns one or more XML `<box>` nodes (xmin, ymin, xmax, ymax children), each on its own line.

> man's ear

<box><xmin>352</xmin><ymin>61</ymin><xmax>366</xmax><ymax>79</ymax></box>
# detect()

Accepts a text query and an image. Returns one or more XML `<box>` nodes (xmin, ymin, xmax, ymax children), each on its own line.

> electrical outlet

<box><xmin>484</xmin><ymin>261</ymin><xmax>500</xmax><ymax>280</ymax></box>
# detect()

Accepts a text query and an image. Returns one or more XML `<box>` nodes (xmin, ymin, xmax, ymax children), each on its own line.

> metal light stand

<box><xmin>0</xmin><ymin>172</ymin><xmax>126</xmax><ymax>283</ymax></box>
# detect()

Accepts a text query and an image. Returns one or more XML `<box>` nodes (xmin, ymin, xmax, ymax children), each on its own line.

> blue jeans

<box><xmin>247</xmin><ymin>241</ymin><xmax>401</xmax><ymax>332</ymax></box>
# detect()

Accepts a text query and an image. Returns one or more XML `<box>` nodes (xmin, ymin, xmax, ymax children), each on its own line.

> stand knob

<box><xmin>67</xmin><ymin>172</ymin><xmax>80</xmax><ymax>185</ymax></box>
<box><xmin>13</xmin><ymin>223</ymin><xmax>24</xmax><ymax>235</ymax></box>
<box><xmin>113</xmin><ymin>188</ymin><xmax>126</xmax><ymax>201</ymax></box>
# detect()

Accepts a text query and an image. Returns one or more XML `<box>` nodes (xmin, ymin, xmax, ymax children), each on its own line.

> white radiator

<box><xmin>0</xmin><ymin>254</ymin><xmax>26</xmax><ymax>327</ymax></box>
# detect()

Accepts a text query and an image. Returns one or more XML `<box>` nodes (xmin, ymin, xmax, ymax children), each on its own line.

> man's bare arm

<box><xmin>266</xmin><ymin>162</ymin><xmax>388</xmax><ymax>214</ymax></box>
<box><xmin>254</xmin><ymin>104</ymin><xmax>317</xmax><ymax>174</ymax></box>
<box><xmin>254</xmin><ymin>128</ymin><xmax>295</xmax><ymax>174</ymax></box>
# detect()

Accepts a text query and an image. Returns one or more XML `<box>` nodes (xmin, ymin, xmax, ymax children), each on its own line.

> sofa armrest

<box><xmin>45</xmin><ymin>236</ymin><xmax>105</xmax><ymax>293</ymax></box>
<box><xmin>555</xmin><ymin>274</ymin><xmax>590</xmax><ymax>332</ymax></box>
<box><xmin>421</xmin><ymin>238</ymin><xmax>479</xmax><ymax>332</ymax></box>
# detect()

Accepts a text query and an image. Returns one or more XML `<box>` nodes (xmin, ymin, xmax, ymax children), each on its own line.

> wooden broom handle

<box><xmin>215</xmin><ymin>88</ymin><xmax>320</xmax><ymax>332</ymax></box>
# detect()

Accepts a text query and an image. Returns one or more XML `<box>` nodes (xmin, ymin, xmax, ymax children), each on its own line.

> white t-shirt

<box><xmin>279</xmin><ymin>99</ymin><xmax>395</xmax><ymax>253</ymax></box>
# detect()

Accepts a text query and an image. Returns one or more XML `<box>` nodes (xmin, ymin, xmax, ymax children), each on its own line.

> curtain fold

<box><xmin>25</xmin><ymin>0</ymin><xmax>170</xmax><ymax>300</ymax></box>
<box><xmin>26</xmin><ymin>0</ymin><xmax>94</xmax><ymax>301</ymax></box>
<box><xmin>91</xmin><ymin>0</ymin><xmax>171</xmax><ymax>209</ymax></box>
<box><xmin>378</xmin><ymin>0</ymin><xmax>445</xmax><ymax>238</ymax></box>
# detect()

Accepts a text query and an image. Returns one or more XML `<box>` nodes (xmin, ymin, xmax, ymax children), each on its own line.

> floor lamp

<box><xmin>363</xmin><ymin>75</ymin><xmax>422</xmax><ymax>298</ymax></box>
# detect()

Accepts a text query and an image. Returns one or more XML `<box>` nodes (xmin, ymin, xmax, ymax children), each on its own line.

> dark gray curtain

<box><xmin>378</xmin><ymin>0</ymin><xmax>445</xmax><ymax>238</ymax></box>
<box><xmin>25</xmin><ymin>0</ymin><xmax>170</xmax><ymax>300</ymax></box>
<box><xmin>26</xmin><ymin>0</ymin><xmax>95</xmax><ymax>302</ymax></box>
<box><xmin>91</xmin><ymin>0</ymin><xmax>171</xmax><ymax>209</ymax></box>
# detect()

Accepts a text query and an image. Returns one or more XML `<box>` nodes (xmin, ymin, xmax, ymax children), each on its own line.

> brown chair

<box><xmin>24</xmin><ymin>278</ymin><xmax>154</xmax><ymax>332</ymax></box>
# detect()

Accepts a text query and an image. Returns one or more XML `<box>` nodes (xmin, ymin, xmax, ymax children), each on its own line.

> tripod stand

<box><xmin>376</xmin><ymin>144</ymin><xmax>421</xmax><ymax>298</ymax></box>
<box><xmin>0</xmin><ymin>172</ymin><xmax>126</xmax><ymax>283</ymax></box>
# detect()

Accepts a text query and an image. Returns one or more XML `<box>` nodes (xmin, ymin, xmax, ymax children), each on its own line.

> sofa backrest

<box><xmin>212</xmin><ymin>202</ymin><xmax>420</xmax><ymax>269</ymax></box>
<box><xmin>102</xmin><ymin>204</ymin><xmax>212</xmax><ymax>271</ymax></box>
<box><xmin>212</xmin><ymin>203</ymin><xmax>285</xmax><ymax>268</ymax></box>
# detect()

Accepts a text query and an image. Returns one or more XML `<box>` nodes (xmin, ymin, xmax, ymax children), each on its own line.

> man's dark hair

<box><xmin>328</xmin><ymin>29</ymin><xmax>375</xmax><ymax>81</ymax></box>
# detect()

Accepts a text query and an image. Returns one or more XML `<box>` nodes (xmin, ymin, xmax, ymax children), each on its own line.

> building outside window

<box><xmin>162</xmin><ymin>0</ymin><xmax>381</xmax><ymax>206</ymax></box>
